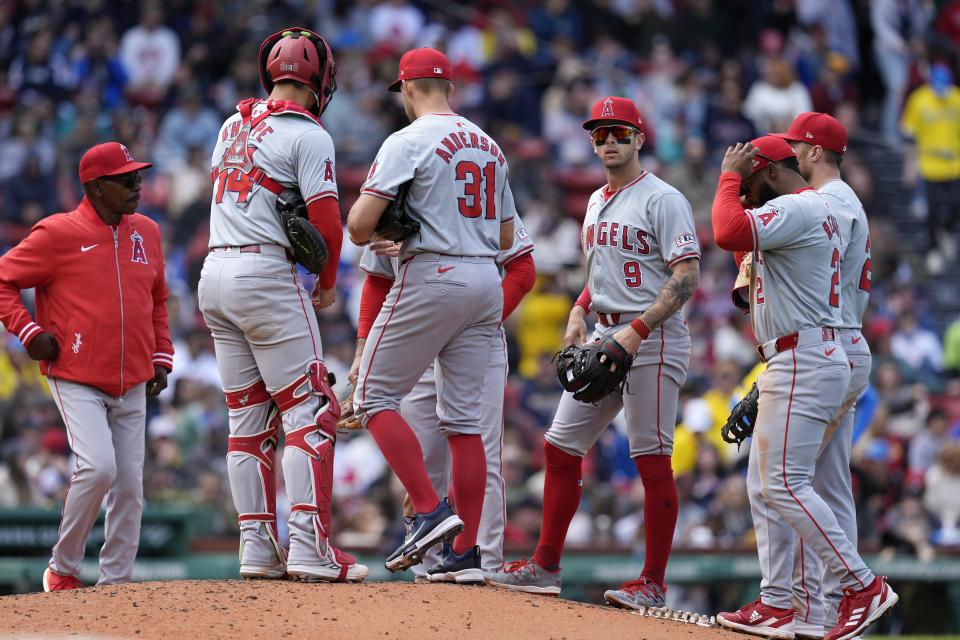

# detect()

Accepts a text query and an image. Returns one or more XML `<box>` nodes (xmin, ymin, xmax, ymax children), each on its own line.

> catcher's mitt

<box><xmin>721</xmin><ymin>382</ymin><xmax>759</xmax><ymax>449</ymax></box>
<box><xmin>276</xmin><ymin>188</ymin><xmax>329</xmax><ymax>274</ymax></box>
<box><xmin>555</xmin><ymin>337</ymin><xmax>634</xmax><ymax>404</ymax></box>
<box><xmin>375</xmin><ymin>180</ymin><xmax>420</xmax><ymax>242</ymax></box>
<box><xmin>336</xmin><ymin>381</ymin><xmax>363</xmax><ymax>433</ymax></box>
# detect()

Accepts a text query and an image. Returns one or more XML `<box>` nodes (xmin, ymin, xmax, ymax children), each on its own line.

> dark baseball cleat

<box><xmin>384</xmin><ymin>498</ymin><xmax>463</xmax><ymax>572</ymax></box>
<box><xmin>427</xmin><ymin>544</ymin><xmax>484</xmax><ymax>584</ymax></box>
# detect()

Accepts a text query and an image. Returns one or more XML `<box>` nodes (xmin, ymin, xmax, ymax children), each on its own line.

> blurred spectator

<box><xmin>119</xmin><ymin>3</ymin><xmax>181</xmax><ymax>106</ymax></box>
<box><xmin>924</xmin><ymin>441</ymin><xmax>960</xmax><ymax>546</ymax></box>
<box><xmin>742</xmin><ymin>56</ymin><xmax>812</xmax><ymax>134</ymax></box>
<box><xmin>871</xmin><ymin>0</ymin><xmax>934</xmax><ymax>143</ymax></box>
<box><xmin>369</xmin><ymin>0</ymin><xmax>424</xmax><ymax>50</ymax></box>
<box><xmin>900</xmin><ymin>62</ymin><xmax>960</xmax><ymax>272</ymax></box>
<box><xmin>891</xmin><ymin>310</ymin><xmax>944</xmax><ymax>375</ymax></box>
<box><xmin>945</xmin><ymin>316</ymin><xmax>960</xmax><ymax>377</ymax></box>
<box><xmin>909</xmin><ymin>409</ymin><xmax>954</xmax><ymax>479</ymax></box>
<box><xmin>155</xmin><ymin>86</ymin><xmax>221</xmax><ymax>171</ymax></box>
<box><xmin>703</xmin><ymin>78</ymin><xmax>756</xmax><ymax>163</ymax></box>
<box><xmin>8</xmin><ymin>31</ymin><xmax>74</xmax><ymax>104</ymax></box>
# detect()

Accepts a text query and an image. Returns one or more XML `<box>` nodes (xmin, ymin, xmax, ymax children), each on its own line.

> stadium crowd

<box><xmin>2</xmin><ymin>0</ymin><xmax>960</xmax><ymax>566</ymax></box>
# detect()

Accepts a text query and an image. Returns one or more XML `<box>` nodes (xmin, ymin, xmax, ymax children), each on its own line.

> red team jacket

<box><xmin>0</xmin><ymin>197</ymin><xmax>173</xmax><ymax>397</ymax></box>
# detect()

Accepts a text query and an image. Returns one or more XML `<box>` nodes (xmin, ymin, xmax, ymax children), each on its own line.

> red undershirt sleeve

<box><xmin>307</xmin><ymin>197</ymin><xmax>344</xmax><ymax>290</ymax></box>
<box><xmin>357</xmin><ymin>274</ymin><xmax>393</xmax><ymax>339</ymax></box>
<box><xmin>711</xmin><ymin>172</ymin><xmax>754</xmax><ymax>252</ymax></box>
<box><xmin>574</xmin><ymin>286</ymin><xmax>592</xmax><ymax>313</ymax></box>
<box><xmin>501</xmin><ymin>252</ymin><xmax>536</xmax><ymax>320</ymax></box>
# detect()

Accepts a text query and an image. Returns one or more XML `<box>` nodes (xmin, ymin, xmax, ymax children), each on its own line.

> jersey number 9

<box><xmin>456</xmin><ymin>161</ymin><xmax>497</xmax><ymax>220</ymax></box>
<box><xmin>623</xmin><ymin>261</ymin><xmax>642</xmax><ymax>288</ymax></box>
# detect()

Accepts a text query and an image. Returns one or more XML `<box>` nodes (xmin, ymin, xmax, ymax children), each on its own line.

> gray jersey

<box><xmin>361</xmin><ymin>113</ymin><xmax>517</xmax><ymax>260</ymax></box>
<box><xmin>582</xmin><ymin>171</ymin><xmax>701</xmax><ymax>316</ymax></box>
<box><xmin>818</xmin><ymin>179</ymin><xmax>870</xmax><ymax>329</ymax></box>
<box><xmin>209</xmin><ymin>100</ymin><xmax>338</xmax><ymax>248</ymax></box>
<box><xmin>746</xmin><ymin>189</ymin><xmax>844</xmax><ymax>343</ymax></box>
<box><xmin>360</xmin><ymin>214</ymin><xmax>533</xmax><ymax>279</ymax></box>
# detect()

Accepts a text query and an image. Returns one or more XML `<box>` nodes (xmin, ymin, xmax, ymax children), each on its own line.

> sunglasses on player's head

<box><xmin>590</xmin><ymin>125</ymin><xmax>636</xmax><ymax>146</ymax></box>
<box><xmin>282</xmin><ymin>29</ymin><xmax>315</xmax><ymax>40</ymax></box>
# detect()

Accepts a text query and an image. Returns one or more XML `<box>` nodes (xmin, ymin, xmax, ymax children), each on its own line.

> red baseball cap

<box><xmin>388</xmin><ymin>48</ymin><xmax>452</xmax><ymax>92</ymax></box>
<box><xmin>771</xmin><ymin>112</ymin><xmax>848</xmax><ymax>155</ymax></box>
<box><xmin>79</xmin><ymin>142</ymin><xmax>152</xmax><ymax>183</ymax></box>
<box><xmin>583</xmin><ymin>96</ymin><xmax>643</xmax><ymax>130</ymax></box>
<box><xmin>748</xmin><ymin>136</ymin><xmax>797</xmax><ymax>175</ymax></box>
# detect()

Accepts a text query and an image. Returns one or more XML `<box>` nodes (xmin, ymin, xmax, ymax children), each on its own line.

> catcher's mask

<box><xmin>258</xmin><ymin>27</ymin><xmax>337</xmax><ymax>116</ymax></box>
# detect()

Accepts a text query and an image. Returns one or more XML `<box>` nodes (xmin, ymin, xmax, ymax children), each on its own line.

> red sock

<box><xmin>634</xmin><ymin>455</ymin><xmax>677</xmax><ymax>586</ymax></box>
<box><xmin>367</xmin><ymin>410</ymin><xmax>439</xmax><ymax>513</ymax></box>
<box><xmin>448</xmin><ymin>433</ymin><xmax>486</xmax><ymax>554</ymax></box>
<box><xmin>533</xmin><ymin>441</ymin><xmax>582</xmax><ymax>569</ymax></box>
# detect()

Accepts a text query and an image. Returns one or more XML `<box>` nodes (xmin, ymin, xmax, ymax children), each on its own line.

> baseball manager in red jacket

<box><xmin>0</xmin><ymin>142</ymin><xmax>173</xmax><ymax>591</ymax></box>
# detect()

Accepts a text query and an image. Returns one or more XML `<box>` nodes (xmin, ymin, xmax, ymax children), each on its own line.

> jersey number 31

<box><xmin>456</xmin><ymin>161</ymin><xmax>497</xmax><ymax>219</ymax></box>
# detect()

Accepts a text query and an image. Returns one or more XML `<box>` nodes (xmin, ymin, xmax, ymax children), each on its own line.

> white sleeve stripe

<box><xmin>306</xmin><ymin>191</ymin><xmax>338</xmax><ymax>204</ymax></box>
<box><xmin>19</xmin><ymin>323</ymin><xmax>42</xmax><ymax>343</ymax></box>
<box><xmin>361</xmin><ymin>188</ymin><xmax>395</xmax><ymax>201</ymax></box>
<box><xmin>667</xmin><ymin>252</ymin><xmax>701</xmax><ymax>268</ymax></box>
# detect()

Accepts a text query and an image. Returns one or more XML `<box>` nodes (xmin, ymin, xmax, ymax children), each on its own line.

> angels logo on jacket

<box><xmin>131</xmin><ymin>231</ymin><xmax>148</xmax><ymax>264</ymax></box>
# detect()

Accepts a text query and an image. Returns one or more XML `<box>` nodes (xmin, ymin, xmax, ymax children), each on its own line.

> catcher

<box><xmin>486</xmin><ymin>97</ymin><xmax>700</xmax><ymax>607</ymax></box>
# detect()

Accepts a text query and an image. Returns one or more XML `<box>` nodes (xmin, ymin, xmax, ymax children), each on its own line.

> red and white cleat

<box><xmin>42</xmin><ymin>567</ymin><xmax>84</xmax><ymax>592</ymax></box>
<box><xmin>718</xmin><ymin>599</ymin><xmax>797</xmax><ymax>639</ymax></box>
<box><xmin>825</xmin><ymin>576</ymin><xmax>898</xmax><ymax>640</ymax></box>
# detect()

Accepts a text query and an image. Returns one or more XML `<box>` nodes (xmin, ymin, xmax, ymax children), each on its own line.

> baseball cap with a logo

<box><xmin>748</xmin><ymin>136</ymin><xmax>797</xmax><ymax>175</ymax></box>
<box><xmin>583</xmin><ymin>96</ymin><xmax>644</xmax><ymax>130</ymax></box>
<box><xmin>388</xmin><ymin>48</ymin><xmax>452</xmax><ymax>92</ymax></box>
<box><xmin>78</xmin><ymin>142</ymin><xmax>153</xmax><ymax>183</ymax></box>
<box><xmin>771</xmin><ymin>112</ymin><xmax>848</xmax><ymax>155</ymax></box>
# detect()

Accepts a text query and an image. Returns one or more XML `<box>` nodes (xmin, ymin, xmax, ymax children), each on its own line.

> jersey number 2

<box><xmin>829</xmin><ymin>248</ymin><xmax>841</xmax><ymax>308</ymax></box>
<box><xmin>456</xmin><ymin>161</ymin><xmax>497</xmax><ymax>219</ymax></box>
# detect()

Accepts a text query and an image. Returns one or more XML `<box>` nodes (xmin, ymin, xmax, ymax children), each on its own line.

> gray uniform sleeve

<box><xmin>496</xmin><ymin>213</ymin><xmax>534</xmax><ymax>266</ymax></box>
<box><xmin>361</xmin><ymin>134</ymin><xmax>417</xmax><ymax>201</ymax></box>
<box><xmin>499</xmin><ymin>175</ymin><xmax>517</xmax><ymax>223</ymax></box>
<box><xmin>651</xmin><ymin>192</ymin><xmax>701</xmax><ymax>268</ymax></box>
<box><xmin>294</xmin><ymin>128</ymin><xmax>339</xmax><ymax>204</ymax></box>
<box><xmin>747</xmin><ymin>197</ymin><xmax>809</xmax><ymax>251</ymax></box>
<box><xmin>358</xmin><ymin>246</ymin><xmax>397</xmax><ymax>278</ymax></box>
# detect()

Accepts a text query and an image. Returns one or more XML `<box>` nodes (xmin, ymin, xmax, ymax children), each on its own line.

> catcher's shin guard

<box><xmin>225</xmin><ymin>381</ymin><xmax>285</xmax><ymax>574</ymax></box>
<box><xmin>278</xmin><ymin>362</ymin><xmax>363</xmax><ymax>580</ymax></box>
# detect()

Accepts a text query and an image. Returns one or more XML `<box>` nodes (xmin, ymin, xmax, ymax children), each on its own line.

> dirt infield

<box><xmin>0</xmin><ymin>579</ymin><xmax>746</xmax><ymax>640</ymax></box>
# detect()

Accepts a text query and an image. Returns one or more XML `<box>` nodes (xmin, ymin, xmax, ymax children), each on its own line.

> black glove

<box><xmin>721</xmin><ymin>382</ymin><xmax>759</xmax><ymax>449</ymax></box>
<box><xmin>375</xmin><ymin>180</ymin><xmax>420</xmax><ymax>242</ymax></box>
<box><xmin>554</xmin><ymin>337</ymin><xmax>634</xmax><ymax>404</ymax></box>
<box><xmin>277</xmin><ymin>188</ymin><xmax>329</xmax><ymax>274</ymax></box>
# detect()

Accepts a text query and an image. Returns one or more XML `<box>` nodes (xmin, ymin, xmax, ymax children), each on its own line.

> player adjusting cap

<box><xmin>78</xmin><ymin>142</ymin><xmax>153</xmax><ymax>183</ymax></box>
<box><xmin>771</xmin><ymin>112</ymin><xmax>848</xmax><ymax>155</ymax></box>
<box><xmin>582</xmin><ymin>96</ymin><xmax>643</xmax><ymax>130</ymax></box>
<box><xmin>748</xmin><ymin>135</ymin><xmax>796</xmax><ymax>175</ymax></box>
<box><xmin>388</xmin><ymin>47</ymin><xmax>452</xmax><ymax>92</ymax></box>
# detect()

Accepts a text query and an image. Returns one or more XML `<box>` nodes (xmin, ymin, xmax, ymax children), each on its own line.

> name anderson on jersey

<box><xmin>434</xmin><ymin>130</ymin><xmax>506</xmax><ymax>166</ymax></box>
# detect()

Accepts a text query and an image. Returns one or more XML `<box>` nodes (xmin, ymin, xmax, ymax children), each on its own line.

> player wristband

<box><xmin>630</xmin><ymin>317</ymin><xmax>651</xmax><ymax>340</ymax></box>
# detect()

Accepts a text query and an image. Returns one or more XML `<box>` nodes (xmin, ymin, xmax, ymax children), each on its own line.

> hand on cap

<box><xmin>721</xmin><ymin>142</ymin><xmax>760</xmax><ymax>179</ymax></box>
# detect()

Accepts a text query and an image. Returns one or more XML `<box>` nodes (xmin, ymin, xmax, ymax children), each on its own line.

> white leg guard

<box><xmin>225</xmin><ymin>380</ymin><xmax>285</xmax><ymax>578</ymax></box>
<box><xmin>275</xmin><ymin>362</ymin><xmax>368</xmax><ymax>582</ymax></box>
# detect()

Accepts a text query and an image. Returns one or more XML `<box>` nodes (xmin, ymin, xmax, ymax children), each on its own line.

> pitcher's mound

<box><xmin>0</xmin><ymin>579</ymin><xmax>744</xmax><ymax>640</ymax></box>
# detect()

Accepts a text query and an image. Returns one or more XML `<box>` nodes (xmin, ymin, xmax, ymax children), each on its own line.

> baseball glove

<box><xmin>336</xmin><ymin>381</ymin><xmax>363</xmax><ymax>432</ymax></box>
<box><xmin>375</xmin><ymin>180</ymin><xmax>420</xmax><ymax>242</ymax></box>
<box><xmin>276</xmin><ymin>188</ymin><xmax>329</xmax><ymax>274</ymax></box>
<box><xmin>555</xmin><ymin>337</ymin><xmax>634</xmax><ymax>404</ymax></box>
<box><xmin>721</xmin><ymin>382</ymin><xmax>759</xmax><ymax>449</ymax></box>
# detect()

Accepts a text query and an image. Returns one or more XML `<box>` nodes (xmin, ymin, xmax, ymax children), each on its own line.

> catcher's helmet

<box><xmin>258</xmin><ymin>27</ymin><xmax>337</xmax><ymax>115</ymax></box>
